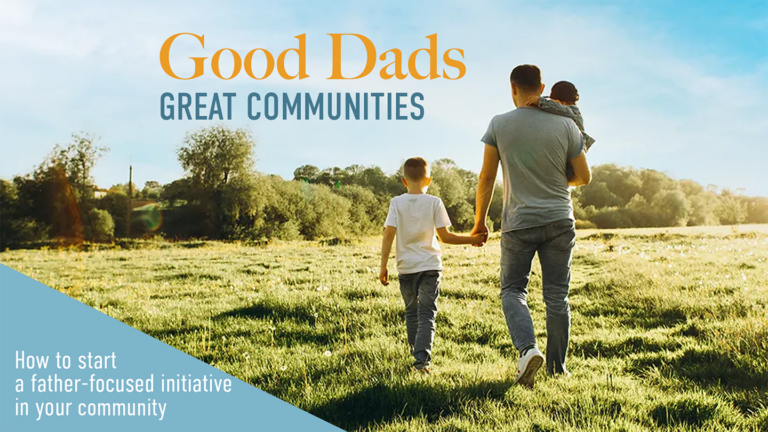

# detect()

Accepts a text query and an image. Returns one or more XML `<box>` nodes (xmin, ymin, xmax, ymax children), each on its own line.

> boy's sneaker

<box><xmin>514</xmin><ymin>347</ymin><xmax>544</xmax><ymax>388</ymax></box>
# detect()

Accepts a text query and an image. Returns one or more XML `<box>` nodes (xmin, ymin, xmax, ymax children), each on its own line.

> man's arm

<box><xmin>471</xmin><ymin>144</ymin><xmax>500</xmax><ymax>243</ymax></box>
<box><xmin>379</xmin><ymin>226</ymin><xmax>396</xmax><ymax>285</ymax></box>
<box><xmin>568</xmin><ymin>152</ymin><xmax>592</xmax><ymax>186</ymax></box>
<box><xmin>436</xmin><ymin>227</ymin><xmax>487</xmax><ymax>245</ymax></box>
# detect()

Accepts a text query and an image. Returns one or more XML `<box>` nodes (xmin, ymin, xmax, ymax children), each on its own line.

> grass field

<box><xmin>2</xmin><ymin>226</ymin><xmax>767</xmax><ymax>431</ymax></box>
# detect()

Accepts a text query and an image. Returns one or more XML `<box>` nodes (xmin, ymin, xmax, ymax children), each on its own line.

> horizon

<box><xmin>1</xmin><ymin>0</ymin><xmax>767</xmax><ymax>195</ymax></box>
<box><xmin>28</xmin><ymin>138</ymin><xmax>768</xmax><ymax>199</ymax></box>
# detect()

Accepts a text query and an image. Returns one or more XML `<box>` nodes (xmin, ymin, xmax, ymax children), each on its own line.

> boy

<box><xmin>528</xmin><ymin>81</ymin><xmax>596</xmax><ymax>179</ymax></box>
<box><xmin>378</xmin><ymin>157</ymin><xmax>486</xmax><ymax>372</ymax></box>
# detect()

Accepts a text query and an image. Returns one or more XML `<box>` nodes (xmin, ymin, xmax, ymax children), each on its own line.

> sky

<box><xmin>1</xmin><ymin>0</ymin><xmax>767</xmax><ymax>195</ymax></box>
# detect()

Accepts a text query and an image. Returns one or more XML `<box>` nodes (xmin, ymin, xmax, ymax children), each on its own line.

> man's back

<box><xmin>481</xmin><ymin>107</ymin><xmax>583</xmax><ymax>231</ymax></box>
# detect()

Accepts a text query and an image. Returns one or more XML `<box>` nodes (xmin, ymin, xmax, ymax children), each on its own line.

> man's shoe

<box><xmin>514</xmin><ymin>347</ymin><xmax>544</xmax><ymax>388</ymax></box>
<box><xmin>413</xmin><ymin>361</ymin><xmax>431</xmax><ymax>374</ymax></box>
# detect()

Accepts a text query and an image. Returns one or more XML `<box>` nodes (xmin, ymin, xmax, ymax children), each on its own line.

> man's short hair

<box><xmin>509</xmin><ymin>64</ymin><xmax>542</xmax><ymax>92</ymax></box>
<box><xmin>550</xmin><ymin>81</ymin><xmax>579</xmax><ymax>104</ymax></box>
<box><xmin>403</xmin><ymin>157</ymin><xmax>430</xmax><ymax>181</ymax></box>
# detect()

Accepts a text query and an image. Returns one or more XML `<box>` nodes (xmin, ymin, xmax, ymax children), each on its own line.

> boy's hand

<box><xmin>470</xmin><ymin>222</ymin><xmax>488</xmax><ymax>247</ymax></box>
<box><xmin>378</xmin><ymin>266</ymin><xmax>389</xmax><ymax>286</ymax></box>
<box><xmin>526</xmin><ymin>95</ymin><xmax>540</xmax><ymax>107</ymax></box>
<box><xmin>471</xmin><ymin>232</ymin><xmax>488</xmax><ymax>245</ymax></box>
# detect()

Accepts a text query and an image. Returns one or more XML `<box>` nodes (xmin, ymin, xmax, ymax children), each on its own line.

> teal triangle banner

<box><xmin>0</xmin><ymin>264</ymin><xmax>343</xmax><ymax>432</ymax></box>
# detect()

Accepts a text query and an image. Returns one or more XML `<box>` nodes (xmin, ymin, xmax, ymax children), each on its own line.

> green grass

<box><xmin>2</xmin><ymin>226</ymin><xmax>767</xmax><ymax>431</ymax></box>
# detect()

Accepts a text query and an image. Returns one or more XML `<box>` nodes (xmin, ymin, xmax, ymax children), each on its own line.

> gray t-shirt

<box><xmin>481</xmin><ymin>107</ymin><xmax>584</xmax><ymax>232</ymax></box>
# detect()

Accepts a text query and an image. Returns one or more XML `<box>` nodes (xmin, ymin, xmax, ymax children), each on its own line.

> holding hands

<box><xmin>470</xmin><ymin>222</ymin><xmax>489</xmax><ymax>247</ymax></box>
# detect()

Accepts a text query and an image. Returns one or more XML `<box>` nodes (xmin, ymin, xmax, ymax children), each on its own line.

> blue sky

<box><xmin>1</xmin><ymin>0</ymin><xmax>767</xmax><ymax>195</ymax></box>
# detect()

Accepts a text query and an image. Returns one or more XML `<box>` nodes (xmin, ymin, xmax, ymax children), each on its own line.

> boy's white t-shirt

<box><xmin>384</xmin><ymin>193</ymin><xmax>452</xmax><ymax>275</ymax></box>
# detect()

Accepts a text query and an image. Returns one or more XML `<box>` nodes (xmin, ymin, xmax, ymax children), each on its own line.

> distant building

<box><xmin>92</xmin><ymin>187</ymin><xmax>108</xmax><ymax>199</ymax></box>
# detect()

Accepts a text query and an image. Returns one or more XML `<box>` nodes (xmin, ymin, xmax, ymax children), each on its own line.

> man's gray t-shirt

<box><xmin>481</xmin><ymin>107</ymin><xmax>584</xmax><ymax>232</ymax></box>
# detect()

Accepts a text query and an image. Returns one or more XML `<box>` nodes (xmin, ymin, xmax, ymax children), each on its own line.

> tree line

<box><xmin>1</xmin><ymin>126</ymin><xmax>766</xmax><ymax>249</ymax></box>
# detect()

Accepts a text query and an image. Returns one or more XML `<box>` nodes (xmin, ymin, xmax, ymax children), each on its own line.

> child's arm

<box><xmin>532</xmin><ymin>96</ymin><xmax>577</xmax><ymax>119</ymax></box>
<box><xmin>436</xmin><ymin>227</ymin><xmax>487</xmax><ymax>245</ymax></box>
<box><xmin>379</xmin><ymin>226</ymin><xmax>396</xmax><ymax>286</ymax></box>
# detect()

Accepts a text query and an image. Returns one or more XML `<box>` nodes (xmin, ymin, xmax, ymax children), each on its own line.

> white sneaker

<box><xmin>514</xmin><ymin>347</ymin><xmax>544</xmax><ymax>388</ymax></box>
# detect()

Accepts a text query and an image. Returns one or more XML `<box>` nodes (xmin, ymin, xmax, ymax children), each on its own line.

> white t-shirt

<box><xmin>384</xmin><ymin>193</ymin><xmax>452</xmax><ymax>275</ymax></box>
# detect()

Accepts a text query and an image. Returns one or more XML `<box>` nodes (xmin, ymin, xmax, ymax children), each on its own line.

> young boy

<box><xmin>378</xmin><ymin>157</ymin><xmax>486</xmax><ymax>373</ymax></box>
<box><xmin>528</xmin><ymin>81</ymin><xmax>596</xmax><ymax>179</ymax></box>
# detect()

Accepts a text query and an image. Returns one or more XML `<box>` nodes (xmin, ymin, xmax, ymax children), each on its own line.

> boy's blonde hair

<box><xmin>403</xmin><ymin>157</ymin><xmax>430</xmax><ymax>181</ymax></box>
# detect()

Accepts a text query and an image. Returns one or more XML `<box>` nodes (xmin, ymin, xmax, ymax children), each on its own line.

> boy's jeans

<box><xmin>398</xmin><ymin>270</ymin><xmax>441</xmax><ymax>366</ymax></box>
<box><xmin>500</xmin><ymin>219</ymin><xmax>575</xmax><ymax>375</ymax></box>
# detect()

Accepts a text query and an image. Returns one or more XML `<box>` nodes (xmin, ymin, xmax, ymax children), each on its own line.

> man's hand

<box><xmin>526</xmin><ymin>94</ymin><xmax>540</xmax><ymax>107</ymax></box>
<box><xmin>378</xmin><ymin>266</ymin><xmax>389</xmax><ymax>286</ymax></box>
<box><xmin>470</xmin><ymin>232</ymin><xmax>488</xmax><ymax>245</ymax></box>
<box><xmin>470</xmin><ymin>223</ymin><xmax>489</xmax><ymax>247</ymax></box>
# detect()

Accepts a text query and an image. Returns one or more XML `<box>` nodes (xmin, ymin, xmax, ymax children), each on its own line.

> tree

<box><xmin>84</xmin><ymin>208</ymin><xmax>115</xmax><ymax>242</ymax></box>
<box><xmin>650</xmin><ymin>189</ymin><xmax>690</xmax><ymax>227</ymax></box>
<box><xmin>177</xmin><ymin>125</ymin><xmax>256</xmax><ymax>238</ymax></box>
<box><xmin>744</xmin><ymin>197</ymin><xmax>768</xmax><ymax>224</ymax></box>
<box><xmin>334</xmin><ymin>185</ymin><xmax>387</xmax><ymax>236</ymax></box>
<box><xmin>430</xmin><ymin>159</ymin><xmax>476</xmax><ymax>231</ymax></box>
<box><xmin>141</xmin><ymin>181</ymin><xmax>163</xmax><ymax>199</ymax></box>
<box><xmin>46</xmin><ymin>133</ymin><xmax>107</xmax><ymax>203</ymax></box>
<box><xmin>639</xmin><ymin>169</ymin><xmax>677</xmax><ymax>202</ymax></box>
<box><xmin>14</xmin><ymin>133</ymin><xmax>109</xmax><ymax>242</ymax></box>
<box><xmin>579</xmin><ymin>181</ymin><xmax>623</xmax><ymax>209</ymax></box>
<box><xmin>178</xmin><ymin>125</ymin><xmax>254</xmax><ymax>193</ymax></box>
<box><xmin>293</xmin><ymin>165</ymin><xmax>321</xmax><ymax>182</ymax></box>
<box><xmin>14</xmin><ymin>163</ymin><xmax>82</xmax><ymax>241</ymax></box>
<box><xmin>715</xmin><ymin>193</ymin><xmax>747</xmax><ymax>226</ymax></box>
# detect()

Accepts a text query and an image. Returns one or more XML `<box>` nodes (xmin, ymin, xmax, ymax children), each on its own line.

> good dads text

<box><xmin>160</xmin><ymin>33</ymin><xmax>466</xmax><ymax>81</ymax></box>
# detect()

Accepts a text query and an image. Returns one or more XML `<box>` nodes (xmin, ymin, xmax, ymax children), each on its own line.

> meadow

<box><xmin>2</xmin><ymin>225</ymin><xmax>767</xmax><ymax>431</ymax></box>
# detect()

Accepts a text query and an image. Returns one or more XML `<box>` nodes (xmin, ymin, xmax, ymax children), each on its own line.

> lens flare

<box><xmin>134</xmin><ymin>203</ymin><xmax>163</xmax><ymax>232</ymax></box>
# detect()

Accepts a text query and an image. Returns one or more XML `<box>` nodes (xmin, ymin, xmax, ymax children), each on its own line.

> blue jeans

<box><xmin>398</xmin><ymin>270</ymin><xmax>441</xmax><ymax>366</ymax></box>
<box><xmin>500</xmin><ymin>219</ymin><xmax>575</xmax><ymax>375</ymax></box>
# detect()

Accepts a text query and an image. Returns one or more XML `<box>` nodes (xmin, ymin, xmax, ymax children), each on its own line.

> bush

<box><xmin>333</xmin><ymin>185</ymin><xmax>386</xmax><ymax>236</ymax></box>
<box><xmin>260</xmin><ymin>180</ymin><xmax>352</xmax><ymax>241</ymax></box>
<box><xmin>591</xmin><ymin>208</ymin><xmax>634</xmax><ymax>229</ymax></box>
<box><xmin>84</xmin><ymin>208</ymin><xmax>114</xmax><ymax>242</ymax></box>
<box><xmin>274</xmin><ymin>220</ymin><xmax>302</xmax><ymax>241</ymax></box>
<box><xmin>575</xmin><ymin>220</ymin><xmax>597</xmax><ymax>230</ymax></box>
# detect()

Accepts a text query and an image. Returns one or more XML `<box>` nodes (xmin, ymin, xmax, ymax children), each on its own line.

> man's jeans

<box><xmin>500</xmin><ymin>219</ymin><xmax>575</xmax><ymax>375</ymax></box>
<box><xmin>398</xmin><ymin>270</ymin><xmax>441</xmax><ymax>366</ymax></box>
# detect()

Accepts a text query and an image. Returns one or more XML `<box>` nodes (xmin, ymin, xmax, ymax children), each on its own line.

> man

<box><xmin>471</xmin><ymin>64</ymin><xmax>591</xmax><ymax>388</ymax></box>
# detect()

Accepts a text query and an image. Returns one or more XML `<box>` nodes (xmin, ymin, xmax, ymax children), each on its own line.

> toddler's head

<box><xmin>550</xmin><ymin>81</ymin><xmax>579</xmax><ymax>105</ymax></box>
<box><xmin>402</xmin><ymin>157</ymin><xmax>432</xmax><ymax>192</ymax></box>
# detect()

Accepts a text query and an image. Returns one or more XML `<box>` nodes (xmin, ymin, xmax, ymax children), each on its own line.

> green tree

<box><xmin>177</xmin><ymin>125</ymin><xmax>256</xmax><ymax>238</ymax></box>
<box><xmin>83</xmin><ymin>208</ymin><xmax>115</xmax><ymax>242</ymax></box>
<box><xmin>744</xmin><ymin>197</ymin><xmax>768</xmax><ymax>224</ymax></box>
<box><xmin>17</xmin><ymin>133</ymin><xmax>109</xmax><ymax>242</ymax></box>
<box><xmin>651</xmin><ymin>189</ymin><xmax>690</xmax><ymax>227</ymax></box>
<box><xmin>334</xmin><ymin>185</ymin><xmax>387</xmax><ymax>236</ymax></box>
<box><xmin>47</xmin><ymin>133</ymin><xmax>108</xmax><ymax>203</ymax></box>
<box><xmin>141</xmin><ymin>181</ymin><xmax>163</xmax><ymax>199</ymax></box>
<box><xmin>715</xmin><ymin>192</ymin><xmax>747</xmax><ymax>226</ymax></box>
<box><xmin>293</xmin><ymin>165</ymin><xmax>321</xmax><ymax>182</ymax></box>
<box><xmin>430</xmin><ymin>159</ymin><xmax>476</xmax><ymax>231</ymax></box>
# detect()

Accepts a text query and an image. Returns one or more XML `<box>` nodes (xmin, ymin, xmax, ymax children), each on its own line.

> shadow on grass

<box><xmin>441</xmin><ymin>287</ymin><xmax>493</xmax><ymax>301</ymax></box>
<box><xmin>649</xmin><ymin>397</ymin><xmax>723</xmax><ymax>428</ymax></box>
<box><xmin>572</xmin><ymin>335</ymin><xmax>682</xmax><ymax>359</ymax></box>
<box><xmin>309</xmin><ymin>379</ymin><xmax>514</xmax><ymax>431</ymax></box>
<box><xmin>215</xmin><ymin>303</ymin><xmax>314</xmax><ymax>323</ymax></box>
<box><xmin>628</xmin><ymin>347</ymin><xmax>768</xmax><ymax>390</ymax></box>
<box><xmin>580</xmin><ymin>302</ymin><xmax>688</xmax><ymax>329</ymax></box>
<box><xmin>158</xmin><ymin>272</ymin><xmax>222</xmax><ymax>281</ymax></box>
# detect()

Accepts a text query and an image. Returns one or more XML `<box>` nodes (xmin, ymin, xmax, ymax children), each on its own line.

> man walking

<box><xmin>471</xmin><ymin>64</ymin><xmax>592</xmax><ymax>387</ymax></box>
